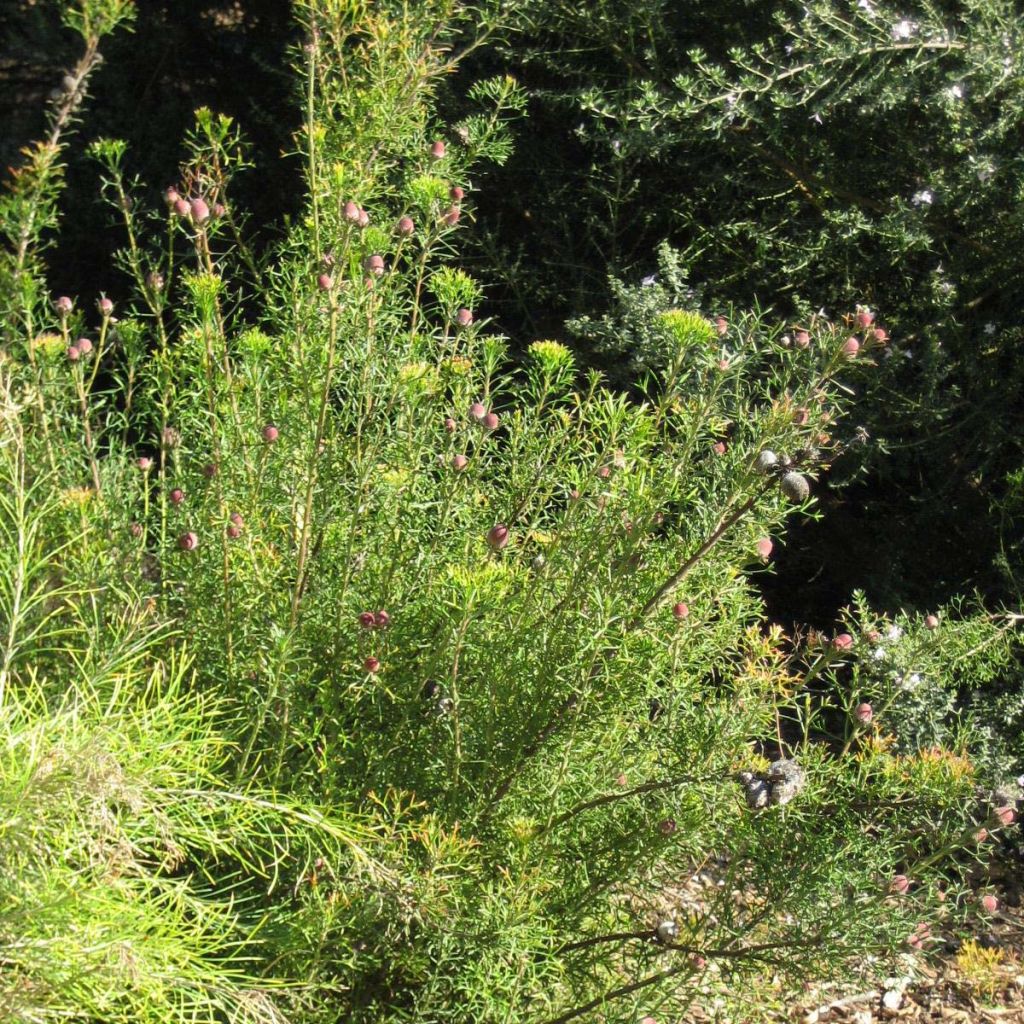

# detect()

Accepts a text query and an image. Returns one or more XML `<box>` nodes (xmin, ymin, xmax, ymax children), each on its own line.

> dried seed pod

<box><xmin>754</xmin><ymin>450</ymin><xmax>778</xmax><ymax>474</ymax></box>
<box><xmin>780</xmin><ymin>471</ymin><xmax>810</xmax><ymax>502</ymax></box>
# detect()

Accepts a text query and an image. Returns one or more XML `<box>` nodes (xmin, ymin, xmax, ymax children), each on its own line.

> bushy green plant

<box><xmin>1</xmin><ymin>2</ymin><xmax>1018</xmax><ymax>1023</ymax></box>
<box><xmin>468</xmin><ymin>0</ymin><xmax>1024</xmax><ymax>612</ymax></box>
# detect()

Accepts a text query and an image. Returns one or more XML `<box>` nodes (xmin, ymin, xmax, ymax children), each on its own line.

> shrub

<box><xmin>0</xmin><ymin>2</ymin><xmax>1016</xmax><ymax>1022</ymax></box>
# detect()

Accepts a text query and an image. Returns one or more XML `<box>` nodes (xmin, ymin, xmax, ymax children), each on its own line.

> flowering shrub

<box><xmin>0</xmin><ymin>2</ymin><xmax>1018</xmax><ymax>1023</ymax></box>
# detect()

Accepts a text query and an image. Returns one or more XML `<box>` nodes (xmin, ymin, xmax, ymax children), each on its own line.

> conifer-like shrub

<box><xmin>0</xmin><ymin>2</ymin><xmax>1018</xmax><ymax>1022</ymax></box>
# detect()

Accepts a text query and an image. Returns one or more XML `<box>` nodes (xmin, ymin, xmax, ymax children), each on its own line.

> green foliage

<box><xmin>1</xmin><ymin>2</ymin><xmax>1020</xmax><ymax>1023</ymax></box>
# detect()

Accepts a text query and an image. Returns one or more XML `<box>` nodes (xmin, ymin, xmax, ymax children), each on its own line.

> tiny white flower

<box><xmin>809</xmin><ymin>111</ymin><xmax>823</xmax><ymax>124</ymax></box>
<box><xmin>984</xmin><ymin>322</ymin><xmax>997</xmax><ymax>335</ymax></box>
<box><xmin>907</xmin><ymin>672</ymin><xmax>922</xmax><ymax>689</ymax></box>
<box><xmin>948</xmin><ymin>83</ymin><xmax>964</xmax><ymax>99</ymax></box>
<box><xmin>886</xmin><ymin>625</ymin><xmax>903</xmax><ymax>641</ymax></box>
<box><xmin>611</xmin><ymin>139</ymin><xmax>621</xmax><ymax>154</ymax></box>
<box><xmin>911</xmin><ymin>189</ymin><xmax>934</xmax><ymax>206</ymax></box>
<box><xmin>872</xmin><ymin>647</ymin><xmax>887</xmax><ymax>661</ymax></box>
<box><xmin>891</xmin><ymin>19</ymin><xmax>918</xmax><ymax>40</ymax></box>
<box><xmin>641</xmin><ymin>274</ymin><xmax>657</xmax><ymax>287</ymax></box>
<box><xmin>858</xmin><ymin>0</ymin><xmax>876</xmax><ymax>13</ymax></box>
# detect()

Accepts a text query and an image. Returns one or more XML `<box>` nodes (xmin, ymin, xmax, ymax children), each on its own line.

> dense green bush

<box><xmin>1</xmin><ymin>2</ymin><xmax>1021</xmax><ymax>1023</ymax></box>
<box><xmin>469</xmin><ymin>0</ymin><xmax>1024</xmax><ymax>614</ymax></box>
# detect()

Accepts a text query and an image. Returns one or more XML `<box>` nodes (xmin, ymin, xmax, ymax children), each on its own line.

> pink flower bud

<box><xmin>487</xmin><ymin>523</ymin><xmax>510</xmax><ymax>550</ymax></box>
<box><xmin>975</xmin><ymin>827</ymin><xmax>989</xmax><ymax>843</ymax></box>
<box><xmin>444</xmin><ymin>417</ymin><xmax>457</xmax><ymax>433</ymax></box>
<box><xmin>66</xmin><ymin>345</ymin><xmax>81</xmax><ymax>362</ymax></box>
<box><xmin>317</xmin><ymin>273</ymin><xmax>333</xmax><ymax>291</ymax></box>
<box><xmin>872</xmin><ymin>327</ymin><xmax>889</xmax><ymax>344</ymax></box>
<box><xmin>712</xmin><ymin>441</ymin><xmax>727</xmax><ymax>455</ymax></box>
<box><xmin>833</xmin><ymin>633</ymin><xmax>853</xmax><ymax>651</ymax></box>
<box><xmin>137</xmin><ymin>457</ymin><xmax>153</xmax><ymax>471</ymax></box>
<box><xmin>178</xmin><ymin>531</ymin><xmax>199</xmax><ymax>551</ymax></box>
<box><xmin>202</xmin><ymin>462</ymin><xmax>218</xmax><ymax>478</ymax></box>
<box><xmin>924</xmin><ymin>614</ymin><xmax>939</xmax><ymax>630</ymax></box>
<box><xmin>615</xmin><ymin>772</ymin><xmax>629</xmax><ymax>787</ymax></box>
<box><xmin>856</xmin><ymin>308</ymin><xmax>875</xmax><ymax>329</ymax></box>
<box><xmin>165</xmin><ymin>187</ymin><xmax>180</xmax><ymax>206</ymax></box>
<box><xmin>229</xmin><ymin>512</ymin><xmax>243</xmax><ymax>527</ymax></box>
<box><xmin>374</xmin><ymin>609</ymin><xmax>390</xmax><ymax>629</ymax></box>
<box><xmin>855</xmin><ymin>702</ymin><xmax>874</xmax><ymax>723</ymax></box>
<box><xmin>443</xmin><ymin>206</ymin><xmax>460</xmax><ymax>226</ymax></box>
<box><xmin>358</xmin><ymin>611</ymin><xmax>376</xmax><ymax>629</ymax></box>
<box><xmin>890</xmin><ymin>874</ymin><xmax>910</xmax><ymax>894</ymax></box>
<box><xmin>190</xmin><ymin>198</ymin><xmax>210</xmax><ymax>225</ymax></box>
<box><xmin>452</xmin><ymin>454</ymin><xmax>469</xmax><ymax>472</ymax></box>
<box><xmin>397</xmin><ymin>215</ymin><xmax>414</xmax><ymax>236</ymax></box>
<box><xmin>469</xmin><ymin>402</ymin><xmax>487</xmax><ymax>423</ymax></box>
<box><xmin>54</xmin><ymin>295</ymin><xmax>73</xmax><ymax>316</ymax></box>
<box><xmin>450</xmin><ymin>185</ymin><xmax>465</xmax><ymax>201</ymax></box>
<box><xmin>262</xmin><ymin>424</ymin><xmax>279</xmax><ymax>443</ymax></box>
<box><xmin>795</xmin><ymin>330</ymin><xmax>810</xmax><ymax>349</ymax></box>
<box><xmin>226</xmin><ymin>524</ymin><xmax>241</xmax><ymax>539</ymax></box>
<box><xmin>672</xmin><ymin>602</ymin><xmax>689</xmax><ymax>620</ymax></box>
<box><xmin>365</xmin><ymin>254</ymin><xmax>385</xmax><ymax>276</ymax></box>
<box><xmin>691</xmin><ymin>956</ymin><xmax>707</xmax><ymax>970</ymax></box>
<box><xmin>213</xmin><ymin>202</ymin><xmax>226</xmax><ymax>219</ymax></box>
<box><xmin>842</xmin><ymin>336</ymin><xmax>860</xmax><ymax>358</ymax></box>
<box><xmin>641</xmin><ymin>1017</ymin><xmax>657</xmax><ymax>1024</ymax></box>
<box><xmin>430</xmin><ymin>140</ymin><xmax>446</xmax><ymax>160</ymax></box>
<box><xmin>97</xmin><ymin>297</ymin><xmax>114</xmax><ymax>317</ymax></box>
<box><xmin>344</xmin><ymin>201</ymin><xmax>360</xmax><ymax>223</ymax></box>
<box><xmin>128</xmin><ymin>522</ymin><xmax>143</xmax><ymax>539</ymax></box>
<box><xmin>482</xmin><ymin>411</ymin><xmax>499</xmax><ymax>431</ymax></box>
<box><xmin>995</xmin><ymin>806</ymin><xmax>1016</xmax><ymax>826</ymax></box>
<box><xmin>718</xmin><ymin>358</ymin><xmax>730</xmax><ymax>371</ymax></box>
<box><xmin>597</xmin><ymin>465</ymin><xmax>611</xmax><ymax>479</ymax></box>
<box><xmin>981</xmin><ymin>893</ymin><xmax>999</xmax><ymax>913</ymax></box>
<box><xmin>76</xmin><ymin>337</ymin><xmax>93</xmax><ymax>354</ymax></box>
<box><xmin>756</xmin><ymin>537</ymin><xmax>774</xmax><ymax>561</ymax></box>
<box><xmin>658</xmin><ymin>818</ymin><xmax>676</xmax><ymax>836</ymax></box>
<box><xmin>173</xmin><ymin>198</ymin><xmax>191</xmax><ymax>218</ymax></box>
<box><xmin>357</xmin><ymin>208</ymin><xmax>369</xmax><ymax>229</ymax></box>
<box><xmin>363</xmin><ymin>656</ymin><xmax>381</xmax><ymax>674</ymax></box>
<box><xmin>148</xmin><ymin>270</ymin><xmax>165</xmax><ymax>292</ymax></box>
<box><xmin>715</xmin><ymin>316</ymin><xmax>728</xmax><ymax>336</ymax></box>
<box><xmin>455</xmin><ymin>307</ymin><xmax>473</xmax><ymax>327</ymax></box>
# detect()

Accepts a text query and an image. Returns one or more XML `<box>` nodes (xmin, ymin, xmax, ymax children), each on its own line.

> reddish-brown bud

<box><xmin>169</xmin><ymin>488</ymin><xmax>185</xmax><ymax>505</ymax></box>
<box><xmin>672</xmin><ymin>602</ymin><xmax>689</xmax><ymax>620</ymax></box>
<box><xmin>262</xmin><ymin>424</ymin><xmax>279</xmax><ymax>443</ymax></box>
<box><xmin>430</xmin><ymin>140</ymin><xmax>446</xmax><ymax>160</ymax></box>
<box><xmin>487</xmin><ymin>523</ymin><xmax>510</xmax><ymax>550</ymax></box>
<box><xmin>178</xmin><ymin>531</ymin><xmax>199</xmax><ymax>551</ymax></box>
